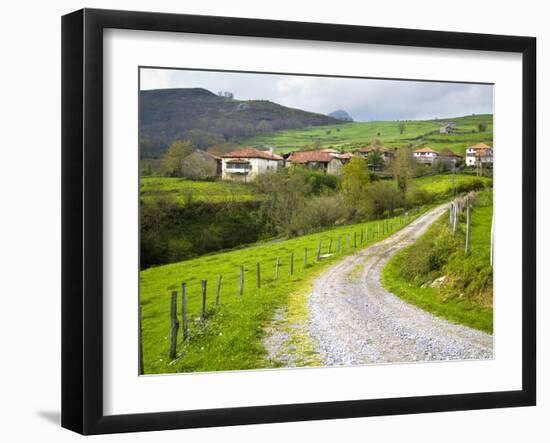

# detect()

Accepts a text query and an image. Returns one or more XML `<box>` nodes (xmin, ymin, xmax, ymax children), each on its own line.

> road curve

<box><xmin>307</xmin><ymin>204</ymin><xmax>493</xmax><ymax>366</ymax></box>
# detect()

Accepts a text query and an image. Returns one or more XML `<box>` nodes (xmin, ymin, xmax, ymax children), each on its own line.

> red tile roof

<box><xmin>468</xmin><ymin>143</ymin><xmax>492</xmax><ymax>150</ymax></box>
<box><xmin>414</xmin><ymin>147</ymin><xmax>438</xmax><ymax>153</ymax></box>
<box><xmin>287</xmin><ymin>151</ymin><xmax>335</xmax><ymax>163</ymax></box>
<box><xmin>222</xmin><ymin>147</ymin><xmax>283</xmax><ymax>161</ymax></box>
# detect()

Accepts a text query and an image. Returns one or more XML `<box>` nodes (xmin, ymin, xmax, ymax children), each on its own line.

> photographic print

<box><xmin>138</xmin><ymin>67</ymin><xmax>494</xmax><ymax>375</ymax></box>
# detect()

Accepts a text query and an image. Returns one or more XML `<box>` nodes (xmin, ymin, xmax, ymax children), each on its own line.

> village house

<box><xmin>357</xmin><ymin>144</ymin><xmax>394</xmax><ymax>165</ymax></box>
<box><xmin>221</xmin><ymin>147</ymin><xmax>283</xmax><ymax>181</ymax></box>
<box><xmin>413</xmin><ymin>147</ymin><xmax>439</xmax><ymax>165</ymax></box>
<box><xmin>465</xmin><ymin>143</ymin><xmax>493</xmax><ymax>167</ymax></box>
<box><xmin>320</xmin><ymin>148</ymin><xmax>354</xmax><ymax>165</ymax></box>
<box><xmin>436</xmin><ymin>148</ymin><xmax>463</xmax><ymax>166</ymax></box>
<box><xmin>286</xmin><ymin>150</ymin><xmax>344</xmax><ymax>175</ymax></box>
<box><xmin>439</xmin><ymin>122</ymin><xmax>456</xmax><ymax>134</ymax></box>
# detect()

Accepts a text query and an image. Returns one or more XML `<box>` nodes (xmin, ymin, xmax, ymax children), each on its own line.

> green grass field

<box><xmin>241</xmin><ymin>114</ymin><xmax>493</xmax><ymax>155</ymax></box>
<box><xmin>140</xmin><ymin>177</ymin><xmax>257</xmax><ymax>204</ymax></box>
<box><xmin>140</xmin><ymin>210</ymin><xmax>422</xmax><ymax>374</ymax></box>
<box><xmin>413</xmin><ymin>174</ymin><xmax>492</xmax><ymax>199</ymax></box>
<box><xmin>381</xmin><ymin>191</ymin><xmax>493</xmax><ymax>333</ymax></box>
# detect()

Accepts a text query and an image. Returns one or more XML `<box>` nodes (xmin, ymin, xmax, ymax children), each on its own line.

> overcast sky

<box><xmin>140</xmin><ymin>68</ymin><xmax>493</xmax><ymax>122</ymax></box>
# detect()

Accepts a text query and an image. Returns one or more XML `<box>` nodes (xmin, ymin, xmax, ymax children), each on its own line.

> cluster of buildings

<box><xmin>215</xmin><ymin>142</ymin><xmax>493</xmax><ymax>181</ymax></box>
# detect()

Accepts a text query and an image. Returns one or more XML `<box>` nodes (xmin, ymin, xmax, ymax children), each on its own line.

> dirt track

<box><xmin>264</xmin><ymin>204</ymin><xmax>494</xmax><ymax>367</ymax></box>
<box><xmin>307</xmin><ymin>203</ymin><xmax>493</xmax><ymax>365</ymax></box>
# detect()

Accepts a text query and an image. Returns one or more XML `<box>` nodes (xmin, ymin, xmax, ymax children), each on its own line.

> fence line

<box><xmin>161</xmin><ymin>207</ymin><xmax>426</xmax><ymax>359</ymax></box>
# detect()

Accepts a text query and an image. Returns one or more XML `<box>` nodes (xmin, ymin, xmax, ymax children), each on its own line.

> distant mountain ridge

<box><xmin>139</xmin><ymin>88</ymin><xmax>343</xmax><ymax>158</ymax></box>
<box><xmin>328</xmin><ymin>110</ymin><xmax>354</xmax><ymax>122</ymax></box>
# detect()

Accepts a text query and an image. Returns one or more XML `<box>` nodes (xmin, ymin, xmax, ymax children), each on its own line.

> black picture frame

<box><xmin>62</xmin><ymin>8</ymin><xmax>536</xmax><ymax>435</ymax></box>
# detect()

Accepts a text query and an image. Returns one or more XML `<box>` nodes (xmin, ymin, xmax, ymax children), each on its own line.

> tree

<box><xmin>367</xmin><ymin>151</ymin><xmax>385</xmax><ymax>170</ymax></box>
<box><xmin>398</xmin><ymin>121</ymin><xmax>406</xmax><ymax>134</ymax></box>
<box><xmin>391</xmin><ymin>147</ymin><xmax>416</xmax><ymax>198</ymax></box>
<box><xmin>162</xmin><ymin>140</ymin><xmax>195</xmax><ymax>177</ymax></box>
<box><xmin>478</xmin><ymin>122</ymin><xmax>487</xmax><ymax>132</ymax></box>
<box><xmin>341</xmin><ymin>157</ymin><xmax>371</xmax><ymax>216</ymax></box>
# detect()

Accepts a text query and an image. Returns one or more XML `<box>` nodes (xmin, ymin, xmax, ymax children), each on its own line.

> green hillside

<box><xmin>139</xmin><ymin>88</ymin><xmax>342</xmax><ymax>158</ymax></box>
<box><xmin>242</xmin><ymin>114</ymin><xmax>493</xmax><ymax>155</ymax></box>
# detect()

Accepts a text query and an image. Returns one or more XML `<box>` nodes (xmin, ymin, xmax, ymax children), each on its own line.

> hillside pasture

<box><xmin>241</xmin><ymin>114</ymin><xmax>493</xmax><ymax>155</ymax></box>
<box><xmin>413</xmin><ymin>174</ymin><xmax>492</xmax><ymax>199</ymax></box>
<box><xmin>140</xmin><ymin>210</ymin><xmax>421</xmax><ymax>374</ymax></box>
<box><xmin>140</xmin><ymin>177</ymin><xmax>258</xmax><ymax>205</ymax></box>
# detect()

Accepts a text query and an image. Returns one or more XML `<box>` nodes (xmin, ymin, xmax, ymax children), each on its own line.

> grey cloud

<box><xmin>140</xmin><ymin>68</ymin><xmax>493</xmax><ymax>121</ymax></box>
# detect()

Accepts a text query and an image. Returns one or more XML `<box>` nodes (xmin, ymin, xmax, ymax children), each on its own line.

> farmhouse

<box><xmin>437</xmin><ymin>148</ymin><xmax>463</xmax><ymax>166</ymax></box>
<box><xmin>413</xmin><ymin>147</ymin><xmax>439</xmax><ymax>165</ymax></box>
<box><xmin>358</xmin><ymin>144</ymin><xmax>394</xmax><ymax>163</ymax></box>
<box><xmin>439</xmin><ymin>122</ymin><xmax>456</xmax><ymax>134</ymax></box>
<box><xmin>221</xmin><ymin>147</ymin><xmax>283</xmax><ymax>181</ymax></box>
<box><xmin>286</xmin><ymin>150</ymin><xmax>344</xmax><ymax>175</ymax></box>
<box><xmin>465</xmin><ymin>143</ymin><xmax>493</xmax><ymax>167</ymax></box>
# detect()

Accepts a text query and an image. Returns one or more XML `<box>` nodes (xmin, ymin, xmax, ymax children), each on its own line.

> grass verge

<box><xmin>381</xmin><ymin>191</ymin><xmax>493</xmax><ymax>333</ymax></box>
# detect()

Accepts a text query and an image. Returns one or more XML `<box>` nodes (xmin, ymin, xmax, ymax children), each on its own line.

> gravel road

<box><xmin>306</xmin><ymin>203</ymin><xmax>493</xmax><ymax>366</ymax></box>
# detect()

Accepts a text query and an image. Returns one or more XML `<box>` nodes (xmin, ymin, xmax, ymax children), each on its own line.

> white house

<box><xmin>465</xmin><ymin>143</ymin><xmax>493</xmax><ymax>167</ymax></box>
<box><xmin>221</xmin><ymin>147</ymin><xmax>283</xmax><ymax>181</ymax></box>
<box><xmin>413</xmin><ymin>147</ymin><xmax>439</xmax><ymax>165</ymax></box>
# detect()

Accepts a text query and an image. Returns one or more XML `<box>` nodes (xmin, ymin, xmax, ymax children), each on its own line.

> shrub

<box><xmin>289</xmin><ymin>194</ymin><xmax>349</xmax><ymax>235</ymax></box>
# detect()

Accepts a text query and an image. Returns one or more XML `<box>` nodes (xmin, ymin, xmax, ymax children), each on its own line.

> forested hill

<box><xmin>139</xmin><ymin>88</ymin><xmax>343</xmax><ymax>158</ymax></box>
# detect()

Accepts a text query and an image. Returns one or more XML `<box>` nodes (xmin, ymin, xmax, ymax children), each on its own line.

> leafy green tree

<box><xmin>367</xmin><ymin>151</ymin><xmax>385</xmax><ymax>170</ymax></box>
<box><xmin>162</xmin><ymin>140</ymin><xmax>195</xmax><ymax>177</ymax></box>
<box><xmin>391</xmin><ymin>147</ymin><xmax>416</xmax><ymax>198</ymax></box>
<box><xmin>341</xmin><ymin>157</ymin><xmax>370</xmax><ymax>216</ymax></box>
<box><xmin>398</xmin><ymin>121</ymin><xmax>406</xmax><ymax>134</ymax></box>
<box><xmin>478</xmin><ymin>122</ymin><xmax>487</xmax><ymax>132</ymax></box>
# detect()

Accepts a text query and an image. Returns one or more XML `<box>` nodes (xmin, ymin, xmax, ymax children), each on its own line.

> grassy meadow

<box><xmin>140</xmin><ymin>177</ymin><xmax>257</xmax><ymax>205</ymax></box>
<box><xmin>140</xmin><ymin>210</ymin><xmax>421</xmax><ymax>374</ymax></box>
<box><xmin>382</xmin><ymin>190</ymin><xmax>493</xmax><ymax>333</ymax></box>
<box><xmin>242</xmin><ymin>114</ymin><xmax>493</xmax><ymax>155</ymax></box>
<box><xmin>413</xmin><ymin>174</ymin><xmax>492</xmax><ymax>199</ymax></box>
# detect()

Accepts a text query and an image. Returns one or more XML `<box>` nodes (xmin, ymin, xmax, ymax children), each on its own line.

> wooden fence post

<box><xmin>354</xmin><ymin>232</ymin><xmax>357</xmax><ymax>248</ymax></box>
<box><xmin>215</xmin><ymin>275</ymin><xmax>222</xmax><ymax>306</ymax></box>
<box><xmin>317</xmin><ymin>240</ymin><xmax>322</xmax><ymax>261</ymax></box>
<box><xmin>239</xmin><ymin>265</ymin><xmax>244</xmax><ymax>296</ymax></box>
<box><xmin>328</xmin><ymin>238</ymin><xmax>333</xmax><ymax>254</ymax></box>
<box><xmin>465</xmin><ymin>206</ymin><xmax>471</xmax><ymax>255</ymax></box>
<box><xmin>200</xmin><ymin>280</ymin><xmax>207</xmax><ymax>320</ymax></box>
<box><xmin>377</xmin><ymin>223</ymin><xmax>380</xmax><ymax>238</ymax></box>
<box><xmin>290</xmin><ymin>252</ymin><xmax>294</xmax><ymax>275</ymax></box>
<box><xmin>275</xmin><ymin>257</ymin><xmax>280</xmax><ymax>279</ymax></box>
<box><xmin>257</xmin><ymin>262</ymin><xmax>261</xmax><ymax>289</ymax></box>
<box><xmin>139</xmin><ymin>305</ymin><xmax>144</xmax><ymax>375</ymax></box>
<box><xmin>181</xmin><ymin>282</ymin><xmax>188</xmax><ymax>341</ymax></box>
<box><xmin>453</xmin><ymin>202</ymin><xmax>458</xmax><ymax>233</ymax></box>
<box><xmin>169</xmin><ymin>291</ymin><xmax>179</xmax><ymax>360</ymax></box>
<box><xmin>337</xmin><ymin>236</ymin><xmax>341</xmax><ymax>252</ymax></box>
<box><xmin>304</xmin><ymin>248</ymin><xmax>307</xmax><ymax>266</ymax></box>
<box><xmin>365</xmin><ymin>227</ymin><xmax>368</xmax><ymax>243</ymax></box>
<box><xmin>360</xmin><ymin>229</ymin><xmax>364</xmax><ymax>244</ymax></box>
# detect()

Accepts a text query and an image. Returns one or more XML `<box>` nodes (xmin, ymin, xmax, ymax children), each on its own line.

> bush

<box><xmin>399</xmin><ymin>221</ymin><xmax>461</xmax><ymax>284</ymax></box>
<box><xmin>364</xmin><ymin>180</ymin><xmax>404</xmax><ymax>218</ymax></box>
<box><xmin>406</xmin><ymin>187</ymin><xmax>436</xmax><ymax>207</ymax></box>
<box><xmin>289</xmin><ymin>194</ymin><xmax>349</xmax><ymax>235</ymax></box>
